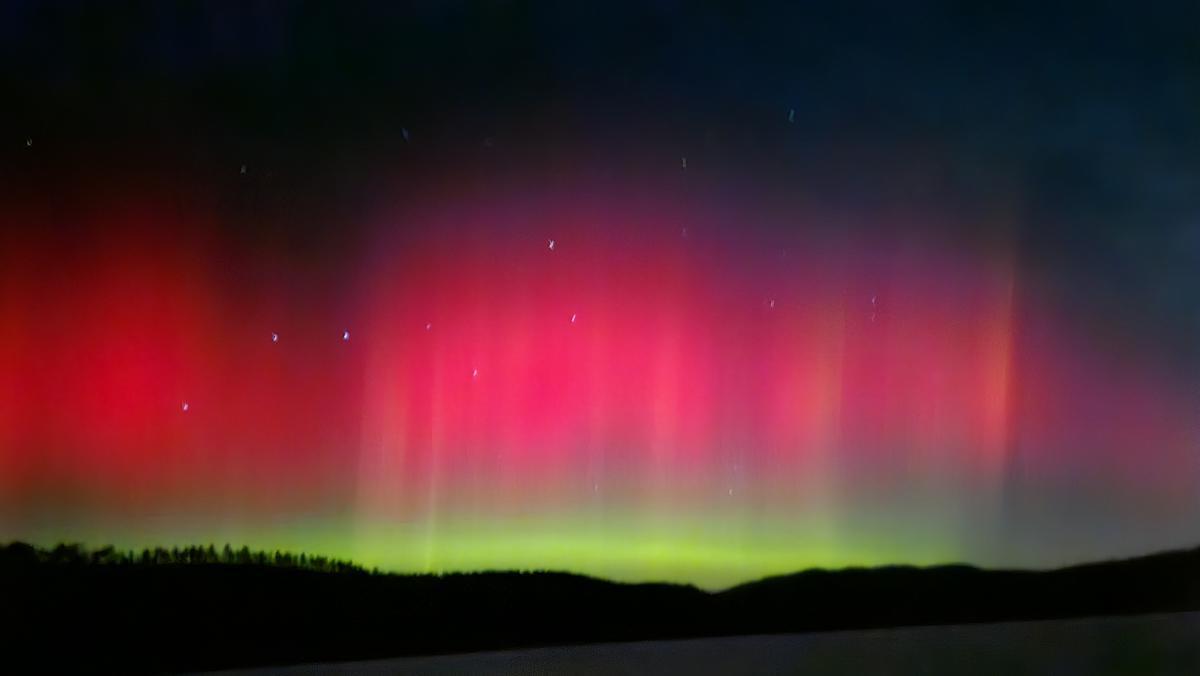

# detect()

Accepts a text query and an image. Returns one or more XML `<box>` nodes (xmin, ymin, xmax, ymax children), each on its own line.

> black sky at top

<box><xmin>4</xmin><ymin>1</ymin><xmax>1200</xmax><ymax>371</ymax></box>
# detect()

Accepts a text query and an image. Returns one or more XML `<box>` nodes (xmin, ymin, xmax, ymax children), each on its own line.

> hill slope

<box><xmin>3</xmin><ymin>543</ymin><xmax>1199</xmax><ymax>673</ymax></box>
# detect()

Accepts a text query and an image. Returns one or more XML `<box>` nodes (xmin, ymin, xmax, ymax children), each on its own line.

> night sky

<box><xmin>2</xmin><ymin>1</ymin><xmax>1199</xmax><ymax>588</ymax></box>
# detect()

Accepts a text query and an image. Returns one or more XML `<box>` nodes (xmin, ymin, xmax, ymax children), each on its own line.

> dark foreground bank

<box><xmin>213</xmin><ymin>611</ymin><xmax>1200</xmax><ymax>676</ymax></box>
<box><xmin>3</xmin><ymin>542</ymin><xmax>1199</xmax><ymax>674</ymax></box>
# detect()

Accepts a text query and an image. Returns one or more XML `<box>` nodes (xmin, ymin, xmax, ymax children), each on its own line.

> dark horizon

<box><xmin>5</xmin><ymin>538</ymin><xmax>1200</xmax><ymax>673</ymax></box>
<box><xmin>8</xmin><ymin>538</ymin><xmax>1200</xmax><ymax>583</ymax></box>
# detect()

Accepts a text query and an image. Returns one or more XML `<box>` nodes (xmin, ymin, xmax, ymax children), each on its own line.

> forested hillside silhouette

<box><xmin>2</xmin><ymin>541</ymin><xmax>368</xmax><ymax>573</ymax></box>
<box><xmin>4</xmin><ymin>541</ymin><xmax>1200</xmax><ymax>674</ymax></box>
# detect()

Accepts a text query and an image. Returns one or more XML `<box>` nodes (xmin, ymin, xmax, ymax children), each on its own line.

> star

<box><xmin>570</xmin><ymin>313</ymin><xmax>577</xmax><ymax>324</ymax></box>
<box><xmin>472</xmin><ymin>368</ymin><xmax>479</xmax><ymax>379</ymax></box>
<box><xmin>768</xmin><ymin>299</ymin><xmax>776</xmax><ymax>309</ymax></box>
<box><xmin>425</xmin><ymin>322</ymin><xmax>432</xmax><ymax>331</ymax></box>
<box><xmin>181</xmin><ymin>401</ymin><xmax>190</xmax><ymax>413</ymax></box>
<box><xmin>342</xmin><ymin>330</ymin><xmax>350</xmax><ymax>342</ymax></box>
<box><xmin>548</xmin><ymin>238</ymin><xmax>556</xmax><ymax>252</ymax></box>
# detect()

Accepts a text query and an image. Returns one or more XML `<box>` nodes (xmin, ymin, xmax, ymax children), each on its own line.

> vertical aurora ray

<box><xmin>1</xmin><ymin>170</ymin><xmax>1198</xmax><ymax>588</ymax></box>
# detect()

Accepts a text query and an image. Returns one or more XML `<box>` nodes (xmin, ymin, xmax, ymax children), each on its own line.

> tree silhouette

<box><xmin>0</xmin><ymin>542</ymin><xmax>368</xmax><ymax>573</ymax></box>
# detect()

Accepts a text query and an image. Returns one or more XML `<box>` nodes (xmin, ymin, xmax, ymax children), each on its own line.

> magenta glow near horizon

<box><xmin>1</xmin><ymin>170</ymin><xmax>1197</xmax><ymax>588</ymax></box>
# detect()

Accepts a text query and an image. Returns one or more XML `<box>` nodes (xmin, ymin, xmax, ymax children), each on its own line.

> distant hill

<box><xmin>3</xmin><ymin>542</ymin><xmax>1199</xmax><ymax>674</ymax></box>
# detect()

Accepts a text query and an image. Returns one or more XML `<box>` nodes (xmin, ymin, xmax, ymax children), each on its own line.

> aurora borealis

<box><xmin>3</xmin><ymin>2</ymin><xmax>1200</xmax><ymax>589</ymax></box>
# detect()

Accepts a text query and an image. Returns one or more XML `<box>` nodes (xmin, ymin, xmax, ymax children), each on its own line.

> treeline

<box><xmin>4</xmin><ymin>539</ymin><xmax>1200</xmax><ymax>674</ymax></box>
<box><xmin>0</xmin><ymin>541</ymin><xmax>370</xmax><ymax>575</ymax></box>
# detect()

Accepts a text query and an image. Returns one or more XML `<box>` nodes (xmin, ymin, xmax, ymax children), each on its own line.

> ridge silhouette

<box><xmin>4</xmin><ymin>541</ymin><xmax>1200</xmax><ymax>673</ymax></box>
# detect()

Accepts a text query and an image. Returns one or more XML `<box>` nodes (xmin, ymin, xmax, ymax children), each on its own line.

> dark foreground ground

<box><xmin>210</xmin><ymin>611</ymin><xmax>1200</xmax><ymax>676</ymax></box>
<box><xmin>4</xmin><ymin>542</ymin><xmax>1200</xmax><ymax>674</ymax></box>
